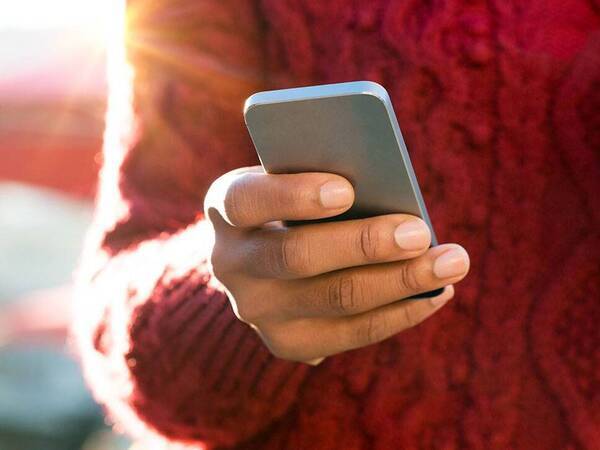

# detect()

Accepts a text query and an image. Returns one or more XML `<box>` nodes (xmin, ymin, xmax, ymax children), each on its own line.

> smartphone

<box><xmin>244</xmin><ymin>80</ymin><xmax>443</xmax><ymax>299</ymax></box>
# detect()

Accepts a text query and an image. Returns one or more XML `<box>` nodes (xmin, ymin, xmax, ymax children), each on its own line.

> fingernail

<box><xmin>433</xmin><ymin>247</ymin><xmax>469</xmax><ymax>279</ymax></box>
<box><xmin>430</xmin><ymin>294</ymin><xmax>448</xmax><ymax>306</ymax></box>
<box><xmin>394</xmin><ymin>220</ymin><xmax>431</xmax><ymax>250</ymax></box>
<box><xmin>319</xmin><ymin>181</ymin><xmax>353</xmax><ymax>209</ymax></box>
<box><xmin>430</xmin><ymin>286</ymin><xmax>451</xmax><ymax>306</ymax></box>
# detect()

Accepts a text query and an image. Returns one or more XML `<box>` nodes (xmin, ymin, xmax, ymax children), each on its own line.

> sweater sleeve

<box><xmin>73</xmin><ymin>1</ymin><xmax>308</xmax><ymax>447</ymax></box>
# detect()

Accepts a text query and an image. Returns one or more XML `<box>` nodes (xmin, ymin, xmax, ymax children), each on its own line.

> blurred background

<box><xmin>0</xmin><ymin>1</ymin><xmax>129</xmax><ymax>448</ymax></box>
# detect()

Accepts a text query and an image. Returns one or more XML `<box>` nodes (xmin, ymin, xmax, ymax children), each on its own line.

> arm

<box><xmin>74</xmin><ymin>222</ymin><xmax>308</xmax><ymax>447</ymax></box>
<box><xmin>73</xmin><ymin>0</ymin><xmax>307</xmax><ymax>447</ymax></box>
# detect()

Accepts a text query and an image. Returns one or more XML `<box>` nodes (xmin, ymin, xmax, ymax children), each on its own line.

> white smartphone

<box><xmin>244</xmin><ymin>81</ymin><xmax>443</xmax><ymax>298</ymax></box>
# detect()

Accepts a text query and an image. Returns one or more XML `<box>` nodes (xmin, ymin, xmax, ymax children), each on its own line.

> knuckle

<box><xmin>259</xmin><ymin>242</ymin><xmax>282</xmax><ymax>278</ymax></box>
<box><xmin>278</xmin><ymin>232</ymin><xmax>312</xmax><ymax>277</ymax></box>
<box><xmin>262</xmin><ymin>328</ymin><xmax>297</xmax><ymax>361</ymax></box>
<box><xmin>398</xmin><ymin>263</ymin><xmax>423</xmax><ymax>293</ymax></box>
<box><xmin>355</xmin><ymin>313</ymin><xmax>390</xmax><ymax>346</ymax></box>
<box><xmin>209</xmin><ymin>242</ymin><xmax>232</xmax><ymax>281</ymax></box>
<box><xmin>403</xmin><ymin>304</ymin><xmax>416</xmax><ymax>328</ymax></box>
<box><xmin>233</xmin><ymin>299</ymin><xmax>259</xmax><ymax>324</ymax></box>
<box><xmin>232</xmin><ymin>290</ymin><xmax>269</xmax><ymax>325</ymax></box>
<box><xmin>284</xmin><ymin>184</ymin><xmax>311</xmax><ymax>214</ymax></box>
<box><xmin>358</xmin><ymin>222</ymin><xmax>382</xmax><ymax>261</ymax></box>
<box><xmin>267</xmin><ymin>178</ymin><xmax>310</xmax><ymax>219</ymax></box>
<box><xmin>209</xmin><ymin>253</ymin><xmax>227</xmax><ymax>281</ymax></box>
<box><xmin>326</xmin><ymin>276</ymin><xmax>358</xmax><ymax>314</ymax></box>
<box><xmin>223</xmin><ymin>177</ymin><xmax>250</xmax><ymax>226</ymax></box>
<box><xmin>268</xmin><ymin>342</ymin><xmax>296</xmax><ymax>361</ymax></box>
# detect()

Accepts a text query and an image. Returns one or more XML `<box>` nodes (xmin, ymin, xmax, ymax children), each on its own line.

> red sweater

<box><xmin>74</xmin><ymin>1</ymin><xmax>600</xmax><ymax>448</ymax></box>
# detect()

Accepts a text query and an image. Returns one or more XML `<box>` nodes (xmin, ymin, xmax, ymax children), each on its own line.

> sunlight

<box><xmin>0</xmin><ymin>0</ymin><xmax>124</xmax><ymax>100</ymax></box>
<box><xmin>0</xmin><ymin>0</ymin><xmax>110</xmax><ymax>31</ymax></box>
<box><xmin>0</xmin><ymin>0</ymin><xmax>114</xmax><ymax>54</ymax></box>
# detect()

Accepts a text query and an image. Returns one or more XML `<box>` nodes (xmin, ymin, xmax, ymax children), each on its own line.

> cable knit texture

<box><xmin>74</xmin><ymin>0</ymin><xmax>600</xmax><ymax>449</ymax></box>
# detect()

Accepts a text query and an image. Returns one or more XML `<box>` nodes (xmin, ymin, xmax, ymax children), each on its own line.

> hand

<box><xmin>204</xmin><ymin>166</ymin><xmax>470</xmax><ymax>363</ymax></box>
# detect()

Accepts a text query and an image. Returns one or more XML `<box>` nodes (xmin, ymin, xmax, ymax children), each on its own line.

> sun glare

<box><xmin>0</xmin><ymin>0</ymin><xmax>110</xmax><ymax>30</ymax></box>
<box><xmin>0</xmin><ymin>0</ymin><xmax>125</xmax><ymax>108</ymax></box>
<box><xmin>0</xmin><ymin>0</ymin><xmax>116</xmax><ymax>50</ymax></box>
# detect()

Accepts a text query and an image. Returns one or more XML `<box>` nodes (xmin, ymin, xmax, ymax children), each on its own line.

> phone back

<box><xmin>244</xmin><ymin>81</ymin><xmax>437</xmax><ymax>245</ymax></box>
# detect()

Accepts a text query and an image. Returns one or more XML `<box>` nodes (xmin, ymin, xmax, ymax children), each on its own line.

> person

<box><xmin>73</xmin><ymin>1</ymin><xmax>600</xmax><ymax>449</ymax></box>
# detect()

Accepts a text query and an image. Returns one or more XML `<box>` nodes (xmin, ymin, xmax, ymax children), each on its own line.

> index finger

<box><xmin>204</xmin><ymin>166</ymin><xmax>355</xmax><ymax>227</ymax></box>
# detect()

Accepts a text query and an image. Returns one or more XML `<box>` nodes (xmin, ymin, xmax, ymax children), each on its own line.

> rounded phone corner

<box><xmin>355</xmin><ymin>80</ymin><xmax>392</xmax><ymax>107</ymax></box>
<box><xmin>243</xmin><ymin>94</ymin><xmax>261</xmax><ymax>120</ymax></box>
